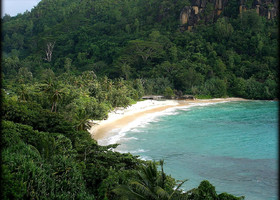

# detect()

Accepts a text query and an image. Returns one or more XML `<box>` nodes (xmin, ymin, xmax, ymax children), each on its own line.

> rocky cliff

<box><xmin>180</xmin><ymin>0</ymin><xmax>279</xmax><ymax>30</ymax></box>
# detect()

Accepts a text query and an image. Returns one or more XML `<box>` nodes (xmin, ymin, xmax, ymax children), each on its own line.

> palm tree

<box><xmin>17</xmin><ymin>84</ymin><xmax>28</xmax><ymax>102</ymax></box>
<box><xmin>41</xmin><ymin>79</ymin><xmax>63</xmax><ymax>112</ymax></box>
<box><xmin>75</xmin><ymin>109</ymin><xmax>90</xmax><ymax>131</ymax></box>
<box><xmin>51</xmin><ymin>88</ymin><xmax>63</xmax><ymax>112</ymax></box>
<box><xmin>41</xmin><ymin>77</ymin><xmax>54</xmax><ymax>93</ymax></box>
<box><xmin>113</xmin><ymin>160</ymin><xmax>188</xmax><ymax>200</ymax></box>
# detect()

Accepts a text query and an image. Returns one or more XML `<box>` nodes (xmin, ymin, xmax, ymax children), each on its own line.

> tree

<box><xmin>113</xmin><ymin>160</ymin><xmax>187</xmax><ymax>200</ymax></box>
<box><xmin>125</xmin><ymin>40</ymin><xmax>164</xmax><ymax>63</ymax></box>
<box><xmin>2</xmin><ymin>56</ymin><xmax>21</xmax><ymax>78</ymax></box>
<box><xmin>230</xmin><ymin>77</ymin><xmax>246</xmax><ymax>97</ymax></box>
<box><xmin>39</xmin><ymin>68</ymin><xmax>56</xmax><ymax>82</ymax></box>
<box><xmin>134</xmin><ymin>18</ymin><xmax>140</xmax><ymax>33</ymax></box>
<box><xmin>42</xmin><ymin>79</ymin><xmax>64</xmax><ymax>112</ymax></box>
<box><xmin>44</xmin><ymin>42</ymin><xmax>55</xmax><ymax>62</ymax></box>
<box><xmin>114</xmin><ymin>56</ymin><xmax>133</xmax><ymax>80</ymax></box>
<box><xmin>187</xmin><ymin>180</ymin><xmax>244</xmax><ymax>200</ymax></box>
<box><xmin>64</xmin><ymin>58</ymin><xmax>72</xmax><ymax>72</ymax></box>
<box><xmin>17</xmin><ymin>67</ymin><xmax>33</xmax><ymax>84</ymax></box>
<box><xmin>215</xmin><ymin>18</ymin><xmax>234</xmax><ymax>41</ymax></box>
<box><xmin>133</xmin><ymin>79</ymin><xmax>145</xmax><ymax>99</ymax></box>
<box><xmin>51</xmin><ymin>88</ymin><xmax>63</xmax><ymax>112</ymax></box>
<box><xmin>164</xmin><ymin>87</ymin><xmax>174</xmax><ymax>99</ymax></box>
<box><xmin>245</xmin><ymin>77</ymin><xmax>264</xmax><ymax>99</ymax></box>
<box><xmin>238</xmin><ymin>10</ymin><xmax>264</xmax><ymax>35</ymax></box>
<box><xmin>17</xmin><ymin>84</ymin><xmax>29</xmax><ymax>102</ymax></box>
<box><xmin>204</xmin><ymin>78</ymin><xmax>227</xmax><ymax>97</ymax></box>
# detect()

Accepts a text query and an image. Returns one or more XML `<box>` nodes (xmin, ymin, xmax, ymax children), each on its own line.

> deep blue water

<box><xmin>99</xmin><ymin>101</ymin><xmax>278</xmax><ymax>200</ymax></box>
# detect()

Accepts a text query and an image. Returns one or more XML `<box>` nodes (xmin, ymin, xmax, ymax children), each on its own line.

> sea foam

<box><xmin>115</xmin><ymin>101</ymin><xmax>278</xmax><ymax>200</ymax></box>
<box><xmin>100</xmin><ymin>101</ymin><xmax>229</xmax><ymax>146</ymax></box>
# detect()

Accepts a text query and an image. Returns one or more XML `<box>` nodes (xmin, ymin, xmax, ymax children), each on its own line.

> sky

<box><xmin>2</xmin><ymin>0</ymin><xmax>41</xmax><ymax>17</ymax></box>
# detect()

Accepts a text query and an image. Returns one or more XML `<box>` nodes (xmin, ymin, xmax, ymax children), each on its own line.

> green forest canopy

<box><xmin>0</xmin><ymin>0</ymin><xmax>278</xmax><ymax>199</ymax></box>
<box><xmin>2</xmin><ymin>0</ymin><xmax>278</xmax><ymax>99</ymax></box>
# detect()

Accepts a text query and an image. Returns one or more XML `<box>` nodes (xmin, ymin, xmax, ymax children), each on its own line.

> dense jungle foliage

<box><xmin>1</xmin><ymin>0</ymin><xmax>278</xmax><ymax>199</ymax></box>
<box><xmin>1</xmin><ymin>92</ymin><xmax>243</xmax><ymax>200</ymax></box>
<box><xmin>1</xmin><ymin>94</ymin><xmax>245</xmax><ymax>199</ymax></box>
<box><xmin>2</xmin><ymin>0</ymin><xmax>278</xmax><ymax>99</ymax></box>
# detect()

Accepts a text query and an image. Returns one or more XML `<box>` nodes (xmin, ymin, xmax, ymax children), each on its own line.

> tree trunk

<box><xmin>54</xmin><ymin>101</ymin><xmax>57</xmax><ymax>112</ymax></box>
<box><xmin>44</xmin><ymin>42</ymin><xmax>55</xmax><ymax>62</ymax></box>
<box><xmin>51</xmin><ymin>102</ymin><xmax>55</xmax><ymax>112</ymax></box>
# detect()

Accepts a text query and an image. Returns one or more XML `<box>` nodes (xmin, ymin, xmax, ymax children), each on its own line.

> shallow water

<box><xmin>100</xmin><ymin>101</ymin><xmax>278</xmax><ymax>200</ymax></box>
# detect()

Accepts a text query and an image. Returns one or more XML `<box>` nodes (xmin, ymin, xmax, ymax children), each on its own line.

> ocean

<box><xmin>98</xmin><ymin>101</ymin><xmax>278</xmax><ymax>200</ymax></box>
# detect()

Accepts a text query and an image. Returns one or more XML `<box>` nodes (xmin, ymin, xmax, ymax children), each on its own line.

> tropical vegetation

<box><xmin>1</xmin><ymin>0</ymin><xmax>278</xmax><ymax>199</ymax></box>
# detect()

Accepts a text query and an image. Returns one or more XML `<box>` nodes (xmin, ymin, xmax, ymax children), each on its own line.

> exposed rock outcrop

<box><xmin>253</xmin><ymin>0</ymin><xmax>279</xmax><ymax>19</ymax></box>
<box><xmin>180</xmin><ymin>0</ymin><xmax>278</xmax><ymax>31</ymax></box>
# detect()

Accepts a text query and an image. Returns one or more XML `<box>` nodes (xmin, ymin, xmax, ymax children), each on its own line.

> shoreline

<box><xmin>88</xmin><ymin>98</ymin><xmax>247</xmax><ymax>143</ymax></box>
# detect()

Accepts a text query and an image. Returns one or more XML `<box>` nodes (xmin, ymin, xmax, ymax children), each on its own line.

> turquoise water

<box><xmin>100</xmin><ymin>101</ymin><xmax>278</xmax><ymax>200</ymax></box>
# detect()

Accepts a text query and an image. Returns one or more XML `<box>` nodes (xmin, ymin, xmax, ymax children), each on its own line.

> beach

<box><xmin>88</xmin><ymin>98</ymin><xmax>246</xmax><ymax>142</ymax></box>
<box><xmin>110</xmin><ymin>100</ymin><xmax>277</xmax><ymax>200</ymax></box>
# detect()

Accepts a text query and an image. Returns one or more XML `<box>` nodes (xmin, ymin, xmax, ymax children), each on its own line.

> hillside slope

<box><xmin>2</xmin><ymin>0</ymin><xmax>278</xmax><ymax>99</ymax></box>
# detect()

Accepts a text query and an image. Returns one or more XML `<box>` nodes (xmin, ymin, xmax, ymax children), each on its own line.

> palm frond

<box><xmin>155</xmin><ymin>186</ymin><xmax>170</xmax><ymax>200</ymax></box>
<box><xmin>129</xmin><ymin>181</ymin><xmax>157</xmax><ymax>199</ymax></box>
<box><xmin>168</xmin><ymin>179</ymin><xmax>188</xmax><ymax>200</ymax></box>
<box><xmin>113</xmin><ymin>185</ymin><xmax>146</xmax><ymax>200</ymax></box>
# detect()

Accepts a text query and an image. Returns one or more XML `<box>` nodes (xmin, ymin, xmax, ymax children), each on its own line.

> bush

<box><xmin>164</xmin><ymin>87</ymin><xmax>175</xmax><ymax>99</ymax></box>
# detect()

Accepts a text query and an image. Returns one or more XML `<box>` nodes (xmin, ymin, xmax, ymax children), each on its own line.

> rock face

<box><xmin>180</xmin><ymin>0</ymin><xmax>278</xmax><ymax>31</ymax></box>
<box><xmin>253</xmin><ymin>0</ymin><xmax>279</xmax><ymax>19</ymax></box>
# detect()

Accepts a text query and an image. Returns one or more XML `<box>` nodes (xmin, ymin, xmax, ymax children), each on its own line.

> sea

<box><xmin>98</xmin><ymin>101</ymin><xmax>278</xmax><ymax>200</ymax></box>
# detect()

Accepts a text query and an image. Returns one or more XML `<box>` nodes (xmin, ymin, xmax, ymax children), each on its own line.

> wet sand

<box><xmin>89</xmin><ymin>98</ymin><xmax>246</xmax><ymax>141</ymax></box>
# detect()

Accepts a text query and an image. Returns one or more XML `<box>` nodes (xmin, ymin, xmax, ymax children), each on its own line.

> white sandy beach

<box><xmin>88</xmin><ymin>98</ymin><xmax>246</xmax><ymax>142</ymax></box>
